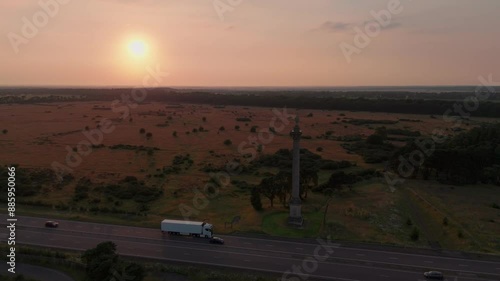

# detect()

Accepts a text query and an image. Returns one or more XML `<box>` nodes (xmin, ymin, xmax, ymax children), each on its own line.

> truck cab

<box><xmin>202</xmin><ymin>222</ymin><xmax>213</xmax><ymax>238</ymax></box>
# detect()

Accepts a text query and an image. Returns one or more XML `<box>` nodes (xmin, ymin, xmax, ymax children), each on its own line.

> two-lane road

<box><xmin>2</xmin><ymin>215</ymin><xmax>499</xmax><ymax>281</ymax></box>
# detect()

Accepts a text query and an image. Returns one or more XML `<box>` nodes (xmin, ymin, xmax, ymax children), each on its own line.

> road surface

<box><xmin>1</xmin><ymin>215</ymin><xmax>499</xmax><ymax>281</ymax></box>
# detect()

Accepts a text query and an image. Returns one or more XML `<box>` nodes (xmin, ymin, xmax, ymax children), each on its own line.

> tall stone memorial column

<box><xmin>288</xmin><ymin>115</ymin><xmax>303</xmax><ymax>227</ymax></box>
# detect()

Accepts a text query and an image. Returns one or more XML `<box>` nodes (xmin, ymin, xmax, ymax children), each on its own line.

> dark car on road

<box><xmin>424</xmin><ymin>271</ymin><xmax>444</xmax><ymax>280</ymax></box>
<box><xmin>209</xmin><ymin>237</ymin><xmax>224</xmax><ymax>244</ymax></box>
<box><xmin>45</xmin><ymin>221</ymin><xmax>59</xmax><ymax>228</ymax></box>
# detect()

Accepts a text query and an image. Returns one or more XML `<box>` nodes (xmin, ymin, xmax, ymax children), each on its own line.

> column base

<box><xmin>287</xmin><ymin>216</ymin><xmax>304</xmax><ymax>227</ymax></box>
<box><xmin>288</xmin><ymin>200</ymin><xmax>303</xmax><ymax>227</ymax></box>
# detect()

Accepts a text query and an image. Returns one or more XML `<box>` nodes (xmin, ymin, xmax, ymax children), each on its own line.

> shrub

<box><xmin>406</xmin><ymin>218</ymin><xmax>412</xmax><ymax>226</ymax></box>
<box><xmin>146</xmin><ymin>132</ymin><xmax>153</xmax><ymax>139</ymax></box>
<box><xmin>139</xmin><ymin>128</ymin><xmax>146</xmax><ymax>134</ymax></box>
<box><xmin>236</xmin><ymin>117</ymin><xmax>251</xmax><ymax>122</ymax></box>
<box><xmin>73</xmin><ymin>185</ymin><xmax>90</xmax><ymax>202</ymax></box>
<box><xmin>250</xmin><ymin>126</ymin><xmax>258</xmax><ymax>133</ymax></box>
<box><xmin>442</xmin><ymin>217</ymin><xmax>449</xmax><ymax>226</ymax></box>
<box><xmin>235</xmin><ymin>125</ymin><xmax>240</xmax><ymax>130</ymax></box>
<box><xmin>410</xmin><ymin>227</ymin><xmax>420</xmax><ymax>241</ymax></box>
<box><xmin>172</xmin><ymin>131</ymin><xmax>177</xmax><ymax>137</ymax></box>
<box><xmin>224</xmin><ymin>139</ymin><xmax>232</xmax><ymax>146</ymax></box>
<box><xmin>219</xmin><ymin>126</ymin><xmax>225</xmax><ymax>131</ymax></box>
<box><xmin>250</xmin><ymin>187</ymin><xmax>263</xmax><ymax>211</ymax></box>
<box><xmin>316</xmin><ymin>147</ymin><xmax>323</xmax><ymax>152</ymax></box>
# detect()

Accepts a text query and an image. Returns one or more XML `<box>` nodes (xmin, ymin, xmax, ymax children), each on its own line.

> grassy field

<box><xmin>0</xmin><ymin>245</ymin><xmax>276</xmax><ymax>281</ymax></box>
<box><xmin>1</xmin><ymin>102</ymin><xmax>499</xmax><ymax>253</ymax></box>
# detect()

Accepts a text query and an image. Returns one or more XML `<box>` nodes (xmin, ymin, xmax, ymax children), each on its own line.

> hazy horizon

<box><xmin>1</xmin><ymin>0</ymin><xmax>500</xmax><ymax>87</ymax></box>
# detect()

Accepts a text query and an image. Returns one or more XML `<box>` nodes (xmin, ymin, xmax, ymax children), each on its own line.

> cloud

<box><xmin>363</xmin><ymin>20</ymin><xmax>402</xmax><ymax>30</ymax></box>
<box><xmin>314</xmin><ymin>19</ymin><xmax>402</xmax><ymax>34</ymax></box>
<box><xmin>315</xmin><ymin>21</ymin><xmax>352</xmax><ymax>33</ymax></box>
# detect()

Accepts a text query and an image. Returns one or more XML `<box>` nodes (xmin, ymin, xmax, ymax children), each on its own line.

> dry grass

<box><xmin>1</xmin><ymin>102</ymin><xmax>498</xmax><ymax>252</ymax></box>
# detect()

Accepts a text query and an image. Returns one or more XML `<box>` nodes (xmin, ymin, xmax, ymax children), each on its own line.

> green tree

<box><xmin>82</xmin><ymin>241</ymin><xmax>145</xmax><ymax>281</ymax></box>
<box><xmin>81</xmin><ymin>241</ymin><xmax>119</xmax><ymax>281</ymax></box>
<box><xmin>250</xmin><ymin>187</ymin><xmax>263</xmax><ymax>211</ymax></box>
<box><xmin>258</xmin><ymin>176</ymin><xmax>283</xmax><ymax>207</ymax></box>
<box><xmin>299</xmin><ymin>168</ymin><xmax>318</xmax><ymax>200</ymax></box>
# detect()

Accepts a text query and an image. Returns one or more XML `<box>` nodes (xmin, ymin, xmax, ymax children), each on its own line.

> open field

<box><xmin>1</xmin><ymin>101</ymin><xmax>499</xmax><ymax>253</ymax></box>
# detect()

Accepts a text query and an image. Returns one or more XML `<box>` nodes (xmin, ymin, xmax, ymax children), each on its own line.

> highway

<box><xmin>2</xmin><ymin>215</ymin><xmax>499</xmax><ymax>281</ymax></box>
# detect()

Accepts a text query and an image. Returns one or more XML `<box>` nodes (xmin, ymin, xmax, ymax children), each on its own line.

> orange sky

<box><xmin>1</xmin><ymin>0</ymin><xmax>499</xmax><ymax>87</ymax></box>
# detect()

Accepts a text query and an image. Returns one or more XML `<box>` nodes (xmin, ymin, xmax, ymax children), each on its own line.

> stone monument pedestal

<box><xmin>288</xmin><ymin>198</ymin><xmax>303</xmax><ymax>227</ymax></box>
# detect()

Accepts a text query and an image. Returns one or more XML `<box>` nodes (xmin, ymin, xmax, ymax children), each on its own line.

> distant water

<box><xmin>176</xmin><ymin>86</ymin><xmax>500</xmax><ymax>93</ymax></box>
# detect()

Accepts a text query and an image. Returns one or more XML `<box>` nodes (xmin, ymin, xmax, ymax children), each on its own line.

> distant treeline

<box><xmin>1</xmin><ymin>88</ymin><xmax>500</xmax><ymax>117</ymax></box>
<box><xmin>389</xmin><ymin>123</ymin><xmax>500</xmax><ymax>186</ymax></box>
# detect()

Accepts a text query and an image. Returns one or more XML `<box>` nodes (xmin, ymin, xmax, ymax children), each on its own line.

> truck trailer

<box><xmin>161</xmin><ymin>219</ymin><xmax>213</xmax><ymax>238</ymax></box>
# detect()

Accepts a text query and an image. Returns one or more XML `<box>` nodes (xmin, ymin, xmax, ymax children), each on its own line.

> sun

<box><xmin>128</xmin><ymin>40</ymin><xmax>148</xmax><ymax>57</ymax></box>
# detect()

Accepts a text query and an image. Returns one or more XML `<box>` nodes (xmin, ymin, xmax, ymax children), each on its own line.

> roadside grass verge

<box><xmin>0</xmin><ymin>244</ymin><xmax>276</xmax><ymax>281</ymax></box>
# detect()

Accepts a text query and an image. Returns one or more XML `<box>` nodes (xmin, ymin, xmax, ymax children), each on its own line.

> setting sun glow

<box><xmin>128</xmin><ymin>40</ymin><xmax>148</xmax><ymax>57</ymax></box>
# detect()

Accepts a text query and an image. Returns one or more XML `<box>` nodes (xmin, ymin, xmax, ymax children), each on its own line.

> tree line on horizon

<box><xmin>1</xmin><ymin>88</ymin><xmax>500</xmax><ymax>118</ymax></box>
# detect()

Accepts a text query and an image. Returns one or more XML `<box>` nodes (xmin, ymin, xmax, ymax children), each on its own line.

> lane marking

<box><xmin>11</xmin><ymin>224</ymin><xmax>498</xmax><ymax>276</ymax></box>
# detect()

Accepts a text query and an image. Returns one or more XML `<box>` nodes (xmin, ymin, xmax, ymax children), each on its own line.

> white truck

<box><xmin>161</xmin><ymin>219</ymin><xmax>213</xmax><ymax>238</ymax></box>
